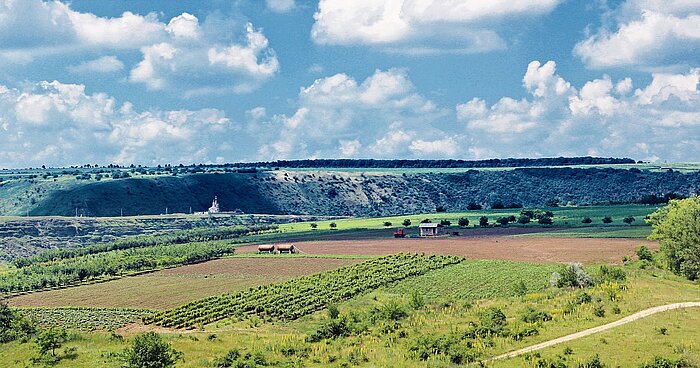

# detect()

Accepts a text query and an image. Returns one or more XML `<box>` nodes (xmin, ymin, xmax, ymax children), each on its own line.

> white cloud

<box><xmin>253</xmin><ymin>69</ymin><xmax>451</xmax><ymax>159</ymax></box>
<box><xmin>0</xmin><ymin>1</ymin><xmax>279</xmax><ymax>95</ymax></box>
<box><xmin>266</xmin><ymin>0</ymin><xmax>295</xmax><ymax>13</ymax></box>
<box><xmin>0</xmin><ymin>80</ymin><xmax>239</xmax><ymax>167</ymax></box>
<box><xmin>68</xmin><ymin>56</ymin><xmax>124</xmax><ymax>74</ymax></box>
<box><xmin>311</xmin><ymin>0</ymin><xmax>561</xmax><ymax>53</ymax></box>
<box><xmin>574</xmin><ymin>1</ymin><xmax>700</xmax><ymax>69</ymax></box>
<box><xmin>457</xmin><ymin>60</ymin><xmax>700</xmax><ymax>161</ymax></box>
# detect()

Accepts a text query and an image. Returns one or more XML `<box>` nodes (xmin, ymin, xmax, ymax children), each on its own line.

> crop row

<box><xmin>144</xmin><ymin>253</ymin><xmax>464</xmax><ymax>329</ymax></box>
<box><xmin>13</xmin><ymin>224</ymin><xmax>277</xmax><ymax>267</ymax></box>
<box><xmin>18</xmin><ymin>307</ymin><xmax>151</xmax><ymax>331</ymax></box>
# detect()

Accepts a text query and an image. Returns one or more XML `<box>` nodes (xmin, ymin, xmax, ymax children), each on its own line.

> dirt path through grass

<box><xmin>489</xmin><ymin>302</ymin><xmax>700</xmax><ymax>362</ymax></box>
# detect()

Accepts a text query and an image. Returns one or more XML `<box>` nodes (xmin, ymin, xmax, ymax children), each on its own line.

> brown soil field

<box><xmin>237</xmin><ymin>237</ymin><xmax>658</xmax><ymax>264</ymax></box>
<box><xmin>9</xmin><ymin>257</ymin><xmax>362</xmax><ymax>310</ymax></box>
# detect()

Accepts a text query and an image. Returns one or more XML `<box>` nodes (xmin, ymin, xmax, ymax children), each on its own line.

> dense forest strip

<box><xmin>145</xmin><ymin>253</ymin><xmax>464</xmax><ymax>329</ymax></box>
<box><xmin>0</xmin><ymin>240</ymin><xmax>238</xmax><ymax>294</ymax></box>
<box><xmin>12</xmin><ymin>224</ymin><xmax>277</xmax><ymax>267</ymax></box>
<box><xmin>235</xmin><ymin>157</ymin><xmax>635</xmax><ymax>169</ymax></box>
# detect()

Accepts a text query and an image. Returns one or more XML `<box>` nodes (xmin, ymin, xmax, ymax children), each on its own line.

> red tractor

<box><xmin>393</xmin><ymin>228</ymin><xmax>407</xmax><ymax>238</ymax></box>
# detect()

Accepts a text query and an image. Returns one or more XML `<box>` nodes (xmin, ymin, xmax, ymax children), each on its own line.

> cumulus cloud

<box><xmin>0</xmin><ymin>1</ymin><xmax>279</xmax><ymax>95</ymax></box>
<box><xmin>0</xmin><ymin>80</ymin><xmax>238</xmax><ymax>167</ymax></box>
<box><xmin>456</xmin><ymin>60</ymin><xmax>700</xmax><ymax>161</ymax></box>
<box><xmin>574</xmin><ymin>0</ymin><xmax>700</xmax><ymax>69</ymax></box>
<box><xmin>311</xmin><ymin>0</ymin><xmax>561</xmax><ymax>53</ymax></box>
<box><xmin>252</xmin><ymin>69</ymin><xmax>452</xmax><ymax>159</ymax></box>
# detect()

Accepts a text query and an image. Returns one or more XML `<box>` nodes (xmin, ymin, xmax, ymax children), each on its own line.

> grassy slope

<box><xmin>1</xmin><ymin>262</ymin><xmax>698</xmax><ymax>367</ymax></box>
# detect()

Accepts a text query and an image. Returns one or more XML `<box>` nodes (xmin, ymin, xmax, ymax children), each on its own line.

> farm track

<box><xmin>489</xmin><ymin>302</ymin><xmax>700</xmax><ymax>362</ymax></box>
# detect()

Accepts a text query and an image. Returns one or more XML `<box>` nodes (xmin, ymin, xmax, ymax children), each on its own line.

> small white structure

<box><xmin>208</xmin><ymin>196</ymin><xmax>220</xmax><ymax>214</ymax></box>
<box><xmin>419</xmin><ymin>223</ymin><xmax>444</xmax><ymax>237</ymax></box>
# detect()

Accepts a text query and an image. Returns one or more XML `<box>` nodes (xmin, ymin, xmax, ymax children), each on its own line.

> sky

<box><xmin>0</xmin><ymin>0</ymin><xmax>698</xmax><ymax>168</ymax></box>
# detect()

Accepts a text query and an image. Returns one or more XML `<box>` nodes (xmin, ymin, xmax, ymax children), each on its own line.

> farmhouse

<box><xmin>419</xmin><ymin>223</ymin><xmax>444</xmax><ymax>237</ymax></box>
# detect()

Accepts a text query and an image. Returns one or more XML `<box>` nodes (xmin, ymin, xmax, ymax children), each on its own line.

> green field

<box><xmin>277</xmin><ymin>204</ymin><xmax>659</xmax><ymax>233</ymax></box>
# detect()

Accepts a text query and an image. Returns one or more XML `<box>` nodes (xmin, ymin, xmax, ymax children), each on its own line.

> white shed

<box><xmin>418</xmin><ymin>223</ymin><xmax>444</xmax><ymax>237</ymax></box>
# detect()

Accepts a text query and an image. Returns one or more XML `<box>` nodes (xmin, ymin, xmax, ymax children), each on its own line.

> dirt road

<box><xmin>489</xmin><ymin>302</ymin><xmax>700</xmax><ymax>362</ymax></box>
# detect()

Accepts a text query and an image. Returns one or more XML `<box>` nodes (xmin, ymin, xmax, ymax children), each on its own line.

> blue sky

<box><xmin>0</xmin><ymin>0</ymin><xmax>698</xmax><ymax>167</ymax></box>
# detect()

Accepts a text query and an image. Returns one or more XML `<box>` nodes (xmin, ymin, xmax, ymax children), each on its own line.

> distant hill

<box><xmin>0</xmin><ymin>167</ymin><xmax>697</xmax><ymax>217</ymax></box>
<box><xmin>236</xmin><ymin>156</ymin><xmax>636</xmax><ymax>169</ymax></box>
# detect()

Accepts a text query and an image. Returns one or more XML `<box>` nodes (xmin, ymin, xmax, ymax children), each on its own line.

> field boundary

<box><xmin>488</xmin><ymin>302</ymin><xmax>700</xmax><ymax>362</ymax></box>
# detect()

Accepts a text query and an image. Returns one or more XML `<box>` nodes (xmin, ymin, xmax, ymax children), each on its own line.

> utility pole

<box><xmin>120</xmin><ymin>208</ymin><xmax>123</xmax><ymax>217</ymax></box>
<box><xmin>165</xmin><ymin>207</ymin><xmax>168</xmax><ymax>215</ymax></box>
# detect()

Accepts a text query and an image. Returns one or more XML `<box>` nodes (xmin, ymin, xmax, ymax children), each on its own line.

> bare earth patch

<box><xmin>8</xmin><ymin>257</ymin><xmax>361</xmax><ymax>310</ymax></box>
<box><xmin>237</xmin><ymin>237</ymin><xmax>658</xmax><ymax>264</ymax></box>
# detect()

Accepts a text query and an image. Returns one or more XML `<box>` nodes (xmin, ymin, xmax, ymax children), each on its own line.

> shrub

<box><xmin>123</xmin><ymin>332</ymin><xmax>181</xmax><ymax>368</ymax></box>
<box><xmin>402</xmin><ymin>219</ymin><xmax>412</xmax><ymax>227</ymax></box>
<box><xmin>593</xmin><ymin>304</ymin><xmax>605</xmax><ymax>317</ymax></box>
<box><xmin>380</xmin><ymin>301</ymin><xmax>408</xmax><ymax>321</ymax></box>
<box><xmin>310</xmin><ymin>223</ymin><xmax>318</xmax><ymax>230</ymax></box>
<box><xmin>623</xmin><ymin>216</ymin><xmax>636</xmax><ymax>225</ymax></box>
<box><xmin>0</xmin><ymin>302</ymin><xmax>36</xmax><ymax>343</ymax></box>
<box><xmin>327</xmin><ymin>304</ymin><xmax>340</xmax><ymax>320</ymax></box>
<box><xmin>596</xmin><ymin>265</ymin><xmax>627</xmax><ymax>283</ymax></box>
<box><xmin>409</xmin><ymin>290</ymin><xmax>425</xmax><ymax>310</ymax></box>
<box><xmin>639</xmin><ymin>356</ymin><xmax>695</xmax><ymax>368</ymax></box>
<box><xmin>582</xmin><ymin>216</ymin><xmax>593</xmax><ymax>224</ymax></box>
<box><xmin>538</xmin><ymin>216</ymin><xmax>553</xmax><ymax>225</ymax></box>
<box><xmin>636</xmin><ymin>246</ymin><xmax>654</xmax><ymax>261</ymax></box>
<box><xmin>521</xmin><ymin>307</ymin><xmax>552</xmax><ymax>323</ymax></box>
<box><xmin>329</xmin><ymin>222</ymin><xmax>337</xmax><ymax>229</ymax></box>
<box><xmin>497</xmin><ymin>217</ymin><xmax>511</xmax><ymax>226</ymax></box>
<box><xmin>440</xmin><ymin>219</ymin><xmax>451</xmax><ymax>226</ymax></box>
<box><xmin>306</xmin><ymin>318</ymin><xmax>350</xmax><ymax>342</ymax></box>
<box><xmin>552</xmin><ymin>263</ymin><xmax>594</xmax><ymax>288</ymax></box>
<box><xmin>602</xmin><ymin>216</ymin><xmax>613</xmax><ymax>224</ymax></box>
<box><xmin>513</xmin><ymin>280</ymin><xmax>528</xmax><ymax>296</ymax></box>
<box><xmin>420</xmin><ymin>218</ymin><xmax>431</xmax><ymax>224</ymax></box>
<box><xmin>383</xmin><ymin>221</ymin><xmax>393</xmax><ymax>227</ymax></box>
<box><xmin>518</xmin><ymin>215</ymin><xmax>531</xmax><ymax>224</ymax></box>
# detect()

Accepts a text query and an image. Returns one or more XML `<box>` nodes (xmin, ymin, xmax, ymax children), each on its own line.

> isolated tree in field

<box><xmin>497</xmin><ymin>217</ymin><xmax>510</xmax><ymax>226</ymax></box>
<box><xmin>582</xmin><ymin>217</ymin><xmax>593</xmax><ymax>224</ymax></box>
<box><xmin>602</xmin><ymin>216</ymin><xmax>613</xmax><ymax>224</ymax></box>
<box><xmin>458</xmin><ymin>217</ymin><xmax>469</xmax><ymax>227</ymax></box>
<box><xmin>310</xmin><ymin>223</ymin><xmax>318</xmax><ymax>230</ymax></box>
<box><xmin>648</xmin><ymin>196</ymin><xmax>700</xmax><ymax>280</ymax></box>
<box><xmin>479</xmin><ymin>216</ymin><xmax>489</xmax><ymax>227</ymax></box>
<box><xmin>124</xmin><ymin>332</ymin><xmax>181</xmax><ymax>368</ymax></box>
<box><xmin>36</xmin><ymin>327</ymin><xmax>68</xmax><ymax>357</ymax></box>
<box><xmin>420</xmin><ymin>218</ymin><xmax>431</xmax><ymax>224</ymax></box>
<box><xmin>440</xmin><ymin>219</ymin><xmax>451</xmax><ymax>226</ymax></box>
<box><xmin>383</xmin><ymin>221</ymin><xmax>392</xmax><ymax>227</ymax></box>
<box><xmin>402</xmin><ymin>219</ymin><xmax>412</xmax><ymax>227</ymax></box>
<box><xmin>623</xmin><ymin>216</ymin><xmax>635</xmax><ymax>225</ymax></box>
<box><xmin>329</xmin><ymin>222</ymin><xmax>337</xmax><ymax>230</ymax></box>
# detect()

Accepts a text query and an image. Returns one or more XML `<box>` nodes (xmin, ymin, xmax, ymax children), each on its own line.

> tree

<box><xmin>479</xmin><ymin>216</ymin><xmax>489</xmax><ymax>227</ymax></box>
<box><xmin>435</xmin><ymin>205</ymin><xmax>447</xmax><ymax>212</ymax></box>
<box><xmin>420</xmin><ymin>218</ymin><xmax>431</xmax><ymax>224</ymax></box>
<box><xmin>582</xmin><ymin>217</ymin><xmax>593</xmax><ymax>224</ymax></box>
<box><xmin>517</xmin><ymin>215</ymin><xmax>531</xmax><ymax>224</ymax></box>
<box><xmin>602</xmin><ymin>216</ymin><xmax>613</xmax><ymax>224</ymax></box>
<box><xmin>310</xmin><ymin>223</ymin><xmax>318</xmax><ymax>230</ymax></box>
<box><xmin>36</xmin><ymin>327</ymin><xmax>68</xmax><ymax>357</ymax></box>
<box><xmin>329</xmin><ymin>222</ymin><xmax>337</xmax><ymax>230</ymax></box>
<box><xmin>458</xmin><ymin>217</ymin><xmax>470</xmax><ymax>227</ymax></box>
<box><xmin>440</xmin><ymin>219</ymin><xmax>451</xmax><ymax>226</ymax></box>
<box><xmin>383</xmin><ymin>221</ymin><xmax>393</xmax><ymax>227</ymax></box>
<box><xmin>402</xmin><ymin>219</ymin><xmax>412</xmax><ymax>227</ymax></box>
<box><xmin>467</xmin><ymin>202</ymin><xmax>482</xmax><ymax>211</ymax></box>
<box><xmin>497</xmin><ymin>217</ymin><xmax>510</xmax><ymax>226</ymax></box>
<box><xmin>648</xmin><ymin>196</ymin><xmax>700</xmax><ymax>280</ymax></box>
<box><xmin>623</xmin><ymin>216</ymin><xmax>635</xmax><ymax>225</ymax></box>
<box><xmin>124</xmin><ymin>332</ymin><xmax>181</xmax><ymax>368</ymax></box>
<box><xmin>538</xmin><ymin>216</ymin><xmax>553</xmax><ymax>225</ymax></box>
<box><xmin>636</xmin><ymin>246</ymin><xmax>654</xmax><ymax>261</ymax></box>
